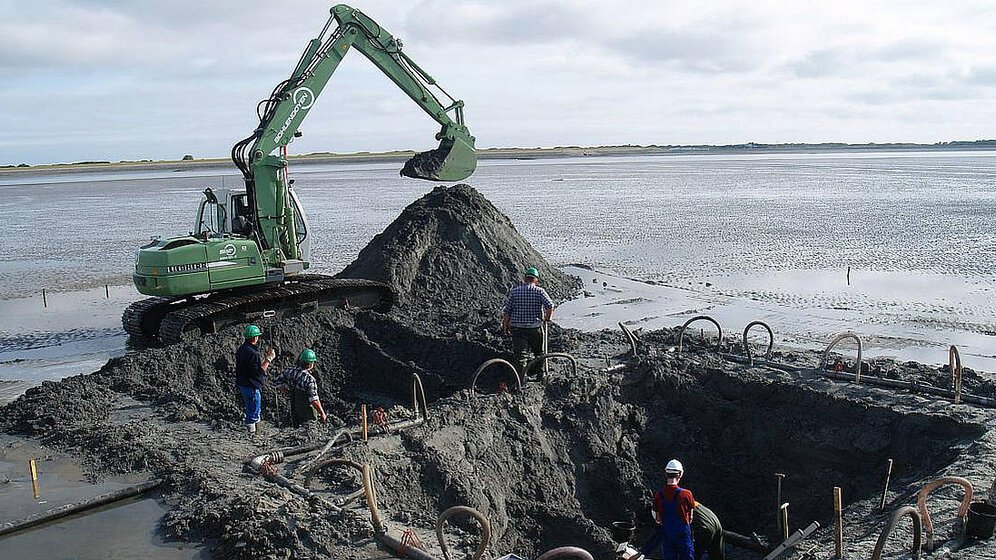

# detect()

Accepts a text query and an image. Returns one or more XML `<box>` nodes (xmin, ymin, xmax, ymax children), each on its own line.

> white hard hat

<box><xmin>665</xmin><ymin>459</ymin><xmax>684</xmax><ymax>476</ymax></box>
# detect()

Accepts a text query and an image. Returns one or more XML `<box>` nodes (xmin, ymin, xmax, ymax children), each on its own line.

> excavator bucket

<box><xmin>400</xmin><ymin>133</ymin><xmax>476</xmax><ymax>182</ymax></box>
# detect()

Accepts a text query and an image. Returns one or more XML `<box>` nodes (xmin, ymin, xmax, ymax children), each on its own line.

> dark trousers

<box><xmin>290</xmin><ymin>389</ymin><xmax>317</xmax><ymax>427</ymax></box>
<box><xmin>511</xmin><ymin>326</ymin><xmax>544</xmax><ymax>377</ymax></box>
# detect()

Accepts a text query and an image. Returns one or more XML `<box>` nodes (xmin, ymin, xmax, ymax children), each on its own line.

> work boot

<box><xmin>247</xmin><ymin>422</ymin><xmax>257</xmax><ymax>435</ymax></box>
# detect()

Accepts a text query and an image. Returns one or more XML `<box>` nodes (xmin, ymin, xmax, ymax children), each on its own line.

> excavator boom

<box><xmin>127</xmin><ymin>5</ymin><xmax>474</xmax><ymax>343</ymax></box>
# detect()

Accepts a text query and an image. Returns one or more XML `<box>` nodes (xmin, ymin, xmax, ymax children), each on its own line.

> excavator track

<box><xmin>122</xmin><ymin>276</ymin><xmax>393</xmax><ymax>345</ymax></box>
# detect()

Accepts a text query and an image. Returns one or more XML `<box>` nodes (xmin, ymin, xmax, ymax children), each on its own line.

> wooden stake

<box><xmin>361</xmin><ymin>404</ymin><xmax>368</xmax><ymax>441</ymax></box>
<box><xmin>879</xmin><ymin>459</ymin><xmax>894</xmax><ymax>510</ymax></box>
<box><xmin>29</xmin><ymin>459</ymin><xmax>39</xmax><ymax>499</ymax></box>
<box><xmin>105</xmin><ymin>284</ymin><xmax>110</xmax><ymax>298</ymax></box>
<box><xmin>846</xmin><ymin>267</ymin><xmax>851</xmax><ymax>286</ymax></box>
<box><xmin>775</xmin><ymin>473</ymin><xmax>786</xmax><ymax>536</ymax></box>
<box><xmin>834</xmin><ymin>487</ymin><xmax>843</xmax><ymax>558</ymax></box>
<box><xmin>42</xmin><ymin>289</ymin><xmax>47</xmax><ymax>308</ymax></box>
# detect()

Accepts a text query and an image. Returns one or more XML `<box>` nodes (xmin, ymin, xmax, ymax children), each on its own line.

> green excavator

<box><xmin>124</xmin><ymin>4</ymin><xmax>476</xmax><ymax>344</ymax></box>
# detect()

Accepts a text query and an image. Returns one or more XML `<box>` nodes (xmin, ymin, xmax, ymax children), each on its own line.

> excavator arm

<box><xmin>232</xmin><ymin>4</ymin><xmax>476</xmax><ymax>266</ymax></box>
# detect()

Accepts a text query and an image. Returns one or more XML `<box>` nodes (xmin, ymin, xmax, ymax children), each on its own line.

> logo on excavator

<box><xmin>220</xmin><ymin>244</ymin><xmax>237</xmax><ymax>258</ymax></box>
<box><xmin>272</xmin><ymin>87</ymin><xmax>315</xmax><ymax>144</ymax></box>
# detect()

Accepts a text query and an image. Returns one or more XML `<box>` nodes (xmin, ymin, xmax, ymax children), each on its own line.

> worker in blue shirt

<box><xmin>235</xmin><ymin>325</ymin><xmax>275</xmax><ymax>435</ymax></box>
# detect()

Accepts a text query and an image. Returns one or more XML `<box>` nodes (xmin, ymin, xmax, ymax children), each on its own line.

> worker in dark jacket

<box><xmin>235</xmin><ymin>325</ymin><xmax>275</xmax><ymax>434</ymax></box>
<box><xmin>639</xmin><ymin>459</ymin><xmax>696</xmax><ymax>560</ymax></box>
<box><xmin>691</xmin><ymin>503</ymin><xmax>725</xmax><ymax>560</ymax></box>
<box><xmin>275</xmin><ymin>349</ymin><xmax>328</xmax><ymax>426</ymax></box>
<box><xmin>502</xmin><ymin>267</ymin><xmax>554</xmax><ymax>376</ymax></box>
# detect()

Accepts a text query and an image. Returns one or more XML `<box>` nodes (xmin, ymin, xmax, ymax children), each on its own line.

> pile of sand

<box><xmin>338</xmin><ymin>184</ymin><xmax>579</xmax><ymax>325</ymax></box>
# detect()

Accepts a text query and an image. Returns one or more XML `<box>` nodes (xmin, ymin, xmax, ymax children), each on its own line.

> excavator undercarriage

<box><xmin>124</xmin><ymin>275</ymin><xmax>393</xmax><ymax>344</ymax></box>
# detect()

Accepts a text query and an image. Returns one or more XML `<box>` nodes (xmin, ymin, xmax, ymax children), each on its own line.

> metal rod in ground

<box><xmin>42</xmin><ymin>289</ymin><xmax>47</xmax><ymax>308</ymax></box>
<box><xmin>361</xmin><ymin>404</ymin><xmax>368</xmax><ymax>441</ymax></box>
<box><xmin>0</xmin><ymin>480</ymin><xmax>161</xmax><ymax>539</ymax></box>
<box><xmin>775</xmin><ymin>473</ymin><xmax>786</xmax><ymax>536</ymax></box>
<box><xmin>29</xmin><ymin>459</ymin><xmax>39</xmax><ymax>500</ymax></box>
<box><xmin>542</xmin><ymin>322</ymin><xmax>549</xmax><ymax>377</ymax></box>
<box><xmin>833</xmin><ymin>487</ymin><xmax>843</xmax><ymax>558</ymax></box>
<box><xmin>105</xmin><ymin>284</ymin><xmax>109</xmax><ymax>298</ymax></box>
<box><xmin>879</xmin><ymin>458</ymin><xmax>894</xmax><ymax>510</ymax></box>
<box><xmin>780</xmin><ymin>503</ymin><xmax>790</xmax><ymax>542</ymax></box>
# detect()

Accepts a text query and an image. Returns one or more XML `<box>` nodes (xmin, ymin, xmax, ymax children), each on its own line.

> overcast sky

<box><xmin>1</xmin><ymin>0</ymin><xmax>994</xmax><ymax>165</ymax></box>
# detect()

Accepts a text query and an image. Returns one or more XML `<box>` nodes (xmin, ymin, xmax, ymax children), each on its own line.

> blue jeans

<box><xmin>239</xmin><ymin>385</ymin><xmax>261</xmax><ymax>426</ymax></box>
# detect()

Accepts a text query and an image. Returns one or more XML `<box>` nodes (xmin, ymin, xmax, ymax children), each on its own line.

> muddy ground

<box><xmin>2</xmin><ymin>185</ymin><xmax>995</xmax><ymax>560</ymax></box>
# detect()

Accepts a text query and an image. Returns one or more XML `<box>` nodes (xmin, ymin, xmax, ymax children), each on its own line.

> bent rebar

<box><xmin>870</xmin><ymin>506</ymin><xmax>921</xmax><ymax>560</ymax></box>
<box><xmin>949</xmin><ymin>346</ymin><xmax>963</xmax><ymax>404</ymax></box>
<box><xmin>524</xmin><ymin>352</ymin><xmax>578</xmax><ymax>379</ymax></box>
<box><xmin>819</xmin><ymin>332</ymin><xmax>864</xmax><ymax>383</ymax></box>
<box><xmin>743</xmin><ymin>320</ymin><xmax>774</xmax><ymax>366</ymax></box>
<box><xmin>619</xmin><ymin>322</ymin><xmax>638</xmax><ymax>357</ymax></box>
<box><xmin>917</xmin><ymin>476</ymin><xmax>973</xmax><ymax>551</ymax></box>
<box><xmin>412</xmin><ymin>372</ymin><xmax>430</xmax><ymax>419</ymax></box>
<box><xmin>469</xmin><ymin>358</ymin><xmax>521</xmax><ymax>400</ymax></box>
<box><xmin>302</xmin><ymin>458</ymin><xmax>364</xmax><ymax>489</ymax></box>
<box><xmin>677</xmin><ymin>315</ymin><xmax>723</xmax><ymax>356</ymax></box>
<box><xmin>436</xmin><ymin>505</ymin><xmax>491</xmax><ymax>560</ymax></box>
<box><xmin>535</xmin><ymin>546</ymin><xmax>595</xmax><ymax>560</ymax></box>
<box><xmin>294</xmin><ymin>429</ymin><xmax>354</xmax><ymax>476</ymax></box>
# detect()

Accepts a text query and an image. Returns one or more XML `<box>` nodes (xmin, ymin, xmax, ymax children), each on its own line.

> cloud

<box><xmin>1</xmin><ymin>0</ymin><xmax>995</xmax><ymax>164</ymax></box>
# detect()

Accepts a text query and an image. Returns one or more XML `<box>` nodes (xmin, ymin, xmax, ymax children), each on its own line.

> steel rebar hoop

<box><xmin>819</xmin><ymin>332</ymin><xmax>864</xmax><ymax>383</ymax></box>
<box><xmin>870</xmin><ymin>506</ymin><xmax>922</xmax><ymax>560</ymax></box>
<box><xmin>303</xmin><ymin>457</ymin><xmax>364</xmax><ymax>489</ymax></box>
<box><xmin>676</xmin><ymin>315</ymin><xmax>723</xmax><ymax>356</ymax></box>
<box><xmin>469</xmin><ymin>358</ymin><xmax>521</xmax><ymax>400</ymax></box>
<box><xmin>436</xmin><ymin>505</ymin><xmax>491</xmax><ymax>560</ymax></box>
<box><xmin>619</xmin><ymin>322</ymin><xmax>638</xmax><ymax>357</ymax></box>
<box><xmin>917</xmin><ymin>476</ymin><xmax>974</xmax><ymax>551</ymax></box>
<box><xmin>412</xmin><ymin>372</ymin><xmax>430</xmax><ymax>419</ymax></box>
<box><xmin>743</xmin><ymin>320</ymin><xmax>774</xmax><ymax>366</ymax></box>
<box><xmin>524</xmin><ymin>352</ymin><xmax>578</xmax><ymax>379</ymax></box>
<box><xmin>949</xmin><ymin>346</ymin><xmax>963</xmax><ymax>404</ymax></box>
<box><xmin>535</xmin><ymin>546</ymin><xmax>595</xmax><ymax>560</ymax></box>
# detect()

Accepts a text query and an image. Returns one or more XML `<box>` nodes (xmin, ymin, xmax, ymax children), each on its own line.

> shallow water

<box><xmin>1</xmin><ymin>151</ymin><xmax>994</xmax><ymax>388</ymax></box>
<box><xmin>0</xmin><ymin>436</ymin><xmax>206</xmax><ymax>559</ymax></box>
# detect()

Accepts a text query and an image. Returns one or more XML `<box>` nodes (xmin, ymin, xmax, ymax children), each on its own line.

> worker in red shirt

<box><xmin>638</xmin><ymin>459</ymin><xmax>695</xmax><ymax>560</ymax></box>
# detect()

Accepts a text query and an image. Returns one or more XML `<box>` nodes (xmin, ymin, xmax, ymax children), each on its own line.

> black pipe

<box><xmin>723</xmin><ymin>530</ymin><xmax>770</xmax><ymax>554</ymax></box>
<box><xmin>0</xmin><ymin>480</ymin><xmax>161</xmax><ymax>539</ymax></box>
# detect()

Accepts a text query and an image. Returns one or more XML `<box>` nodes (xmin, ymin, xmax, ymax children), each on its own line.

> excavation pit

<box><xmin>351</xmin><ymin>355</ymin><xmax>987</xmax><ymax>559</ymax></box>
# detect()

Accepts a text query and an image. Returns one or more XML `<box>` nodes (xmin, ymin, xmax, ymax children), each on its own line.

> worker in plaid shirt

<box><xmin>502</xmin><ymin>267</ymin><xmax>554</xmax><ymax>376</ymax></box>
<box><xmin>275</xmin><ymin>349</ymin><xmax>328</xmax><ymax>426</ymax></box>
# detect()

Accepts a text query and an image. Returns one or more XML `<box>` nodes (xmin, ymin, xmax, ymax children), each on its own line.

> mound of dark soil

<box><xmin>338</xmin><ymin>184</ymin><xmax>580</xmax><ymax>324</ymax></box>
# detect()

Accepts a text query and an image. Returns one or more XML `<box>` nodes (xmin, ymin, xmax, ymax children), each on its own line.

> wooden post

<box><xmin>105</xmin><ymin>284</ymin><xmax>110</xmax><ymax>298</ymax></box>
<box><xmin>361</xmin><ymin>404</ymin><xmax>368</xmax><ymax>441</ymax></box>
<box><xmin>42</xmin><ymin>289</ymin><xmax>47</xmax><ymax>308</ymax></box>
<box><xmin>780</xmin><ymin>502</ymin><xmax>790</xmax><ymax>542</ymax></box>
<box><xmin>846</xmin><ymin>267</ymin><xmax>851</xmax><ymax>286</ymax></box>
<box><xmin>29</xmin><ymin>459</ymin><xmax>39</xmax><ymax>499</ymax></box>
<box><xmin>879</xmin><ymin>459</ymin><xmax>894</xmax><ymax>510</ymax></box>
<box><xmin>834</xmin><ymin>487</ymin><xmax>843</xmax><ymax>558</ymax></box>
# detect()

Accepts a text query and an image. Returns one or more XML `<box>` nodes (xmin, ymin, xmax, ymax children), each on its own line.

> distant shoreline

<box><xmin>2</xmin><ymin>141</ymin><xmax>994</xmax><ymax>176</ymax></box>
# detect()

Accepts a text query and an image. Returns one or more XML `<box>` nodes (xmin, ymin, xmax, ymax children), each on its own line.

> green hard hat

<box><xmin>298</xmin><ymin>349</ymin><xmax>318</xmax><ymax>363</ymax></box>
<box><xmin>524</xmin><ymin>267</ymin><xmax>540</xmax><ymax>279</ymax></box>
<box><xmin>244</xmin><ymin>325</ymin><xmax>262</xmax><ymax>338</ymax></box>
